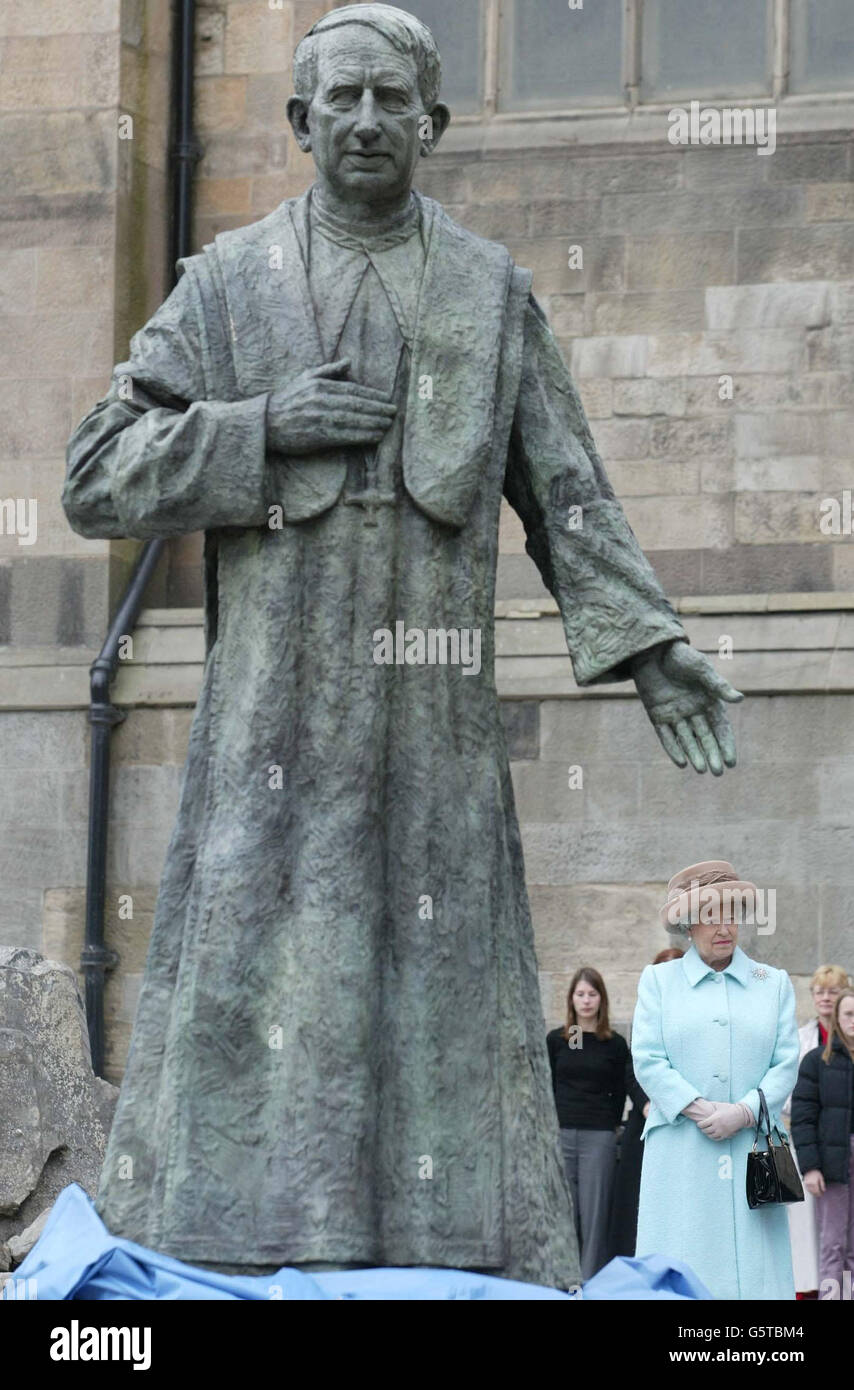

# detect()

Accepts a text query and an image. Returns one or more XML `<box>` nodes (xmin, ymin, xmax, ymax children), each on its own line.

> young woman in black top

<box><xmin>546</xmin><ymin>966</ymin><xmax>627</xmax><ymax>1281</ymax></box>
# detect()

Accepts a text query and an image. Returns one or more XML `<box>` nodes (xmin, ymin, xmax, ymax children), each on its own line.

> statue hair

<box><xmin>293</xmin><ymin>3</ymin><xmax>442</xmax><ymax>108</ymax></box>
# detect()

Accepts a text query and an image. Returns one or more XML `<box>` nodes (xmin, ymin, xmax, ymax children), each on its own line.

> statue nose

<box><xmin>354</xmin><ymin>93</ymin><xmax>381</xmax><ymax>139</ymax></box>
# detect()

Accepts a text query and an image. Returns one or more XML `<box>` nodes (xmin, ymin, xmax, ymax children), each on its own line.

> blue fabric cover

<box><xmin>5</xmin><ymin>1184</ymin><xmax>710</xmax><ymax>1301</ymax></box>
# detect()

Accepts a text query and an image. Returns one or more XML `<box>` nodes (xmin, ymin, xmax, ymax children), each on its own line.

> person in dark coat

<box><xmin>791</xmin><ymin>988</ymin><xmax>854</xmax><ymax>1299</ymax></box>
<box><xmin>609</xmin><ymin>947</ymin><xmax>683</xmax><ymax>1259</ymax></box>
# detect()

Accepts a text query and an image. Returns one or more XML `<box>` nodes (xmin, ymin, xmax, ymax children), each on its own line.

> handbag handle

<box><xmin>753</xmin><ymin>1087</ymin><xmax>790</xmax><ymax>1151</ymax></box>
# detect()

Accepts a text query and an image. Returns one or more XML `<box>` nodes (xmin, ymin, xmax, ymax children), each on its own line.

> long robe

<box><xmin>63</xmin><ymin>188</ymin><xmax>687</xmax><ymax>1288</ymax></box>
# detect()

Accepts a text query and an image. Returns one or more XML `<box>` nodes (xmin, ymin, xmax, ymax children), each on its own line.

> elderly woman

<box><xmin>632</xmin><ymin>861</ymin><xmax>800</xmax><ymax>1300</ymax></box>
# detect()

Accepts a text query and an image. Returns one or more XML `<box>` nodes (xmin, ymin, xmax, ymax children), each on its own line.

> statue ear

<box><xmin>419</xmin><ymin>102</ymin><xmax>451</xmax><ymax>157</ymax></box>
<box><xmin>287</xmin><ymin>96</ymin><xmax>312</xmax><ymax>152</ymax></box>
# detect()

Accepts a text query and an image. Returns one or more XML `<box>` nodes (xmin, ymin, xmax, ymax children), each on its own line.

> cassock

<box><xmin>63</xmin><ymin>187</ymin><xmax>687</xmax><ymax>1288</ymax></box>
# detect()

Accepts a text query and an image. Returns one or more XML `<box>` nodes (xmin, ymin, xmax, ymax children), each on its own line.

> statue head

<box><xmin>287</xmin><ymin>4</ymin><xmax>451</xmax><ymax>216</ymax></box>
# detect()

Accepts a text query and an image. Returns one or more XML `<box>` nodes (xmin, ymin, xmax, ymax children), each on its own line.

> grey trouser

<box><xmin>559</xmin><ymin>1127</ymin><xmax>618</xmax><ymax>1282</ymax></box>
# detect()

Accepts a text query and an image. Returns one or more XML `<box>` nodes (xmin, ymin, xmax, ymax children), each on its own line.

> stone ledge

<box><xmin>4</xmin><ymin>595</ymin><xmax>854</xmax><ymax>708</ymax></box>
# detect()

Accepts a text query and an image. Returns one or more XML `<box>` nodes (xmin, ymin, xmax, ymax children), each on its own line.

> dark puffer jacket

<box><xmin>791</xmin><ymin>1038</ymin><xmax>854</xmax><ymax>1184</ymax></box>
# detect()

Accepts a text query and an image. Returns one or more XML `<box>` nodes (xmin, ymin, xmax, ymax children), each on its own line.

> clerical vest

<box><xmin>176</xmin><ymin>190</ymin><xmax>532</xmax><ymax>530</ymax></box>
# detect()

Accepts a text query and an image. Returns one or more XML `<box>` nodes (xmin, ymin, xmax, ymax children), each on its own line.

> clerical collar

<box><xmin>310</xmin><ymin>188</ymin><xmax>422</xmax><ymax>252</ymax></box>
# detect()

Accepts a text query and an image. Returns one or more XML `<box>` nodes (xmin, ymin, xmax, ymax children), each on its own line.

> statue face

<box><xmin>295</xmin><ymin>26</ymin><xmax>432</xmax><ymax>207</ymax></box>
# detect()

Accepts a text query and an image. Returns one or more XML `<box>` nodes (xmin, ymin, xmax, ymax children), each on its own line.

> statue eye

<box><xmin>329</xmin><ymin>87</ymin><xmax>360</xmax><ymax>107</ymax></box>
<box><xmin>378</xmin><ymin>89</ymin><xmax>408</xmax><ymax>111</ymax></box>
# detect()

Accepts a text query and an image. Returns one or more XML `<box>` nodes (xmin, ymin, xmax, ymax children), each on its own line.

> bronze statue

<box><xmin>63</xmin><ymin>4</ymin><xmax>741</xmax><ymax>1288</ymax></box>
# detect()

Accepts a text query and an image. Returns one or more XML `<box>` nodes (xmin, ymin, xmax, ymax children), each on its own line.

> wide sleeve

<box><xmin>631</xmin><ymin>966</ymin><xmax>701</xmax><ymax>1124</ymax></box>
<box><xmin>504</xmin><ymin>296</ymin><xmax>688</xmax><ymax>686</ymax></box>
<box><xmin>736</xmin><ymin>971</ymin><xmax>800</xmax><ymax>1126</ymax></box>
<box><xmin>790</xmin><ymin>1049</ymin><xmax>822</xmax><ymax>1172</ymax></box>
<box><xmin>62</xmin><ymin>257</ymin><xmax>273</xmax><ymax>540</ymax></box>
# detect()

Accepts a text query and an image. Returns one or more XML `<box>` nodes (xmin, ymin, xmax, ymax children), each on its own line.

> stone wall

<box><xmin>5</xmin><ymin>601</ymin><xmax>851</xmax><ymax>1081</ymax></box>
<box><xmin>0</xmin><ymin>0</ymin><xmax>172</xmax><ymax>646</ymax></box>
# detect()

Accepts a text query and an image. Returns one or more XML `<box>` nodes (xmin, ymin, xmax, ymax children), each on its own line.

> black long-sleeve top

<box><xmin>546</xmin><ymin>1027</ymin><xmax>629</xmax><ymax>1130</ymax></box>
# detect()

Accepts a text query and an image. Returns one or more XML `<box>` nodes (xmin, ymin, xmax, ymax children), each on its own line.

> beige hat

<box><xmin>660</xmin><ymin>860</ymin><xmax>759</xmax><ymax>932</ymax></box>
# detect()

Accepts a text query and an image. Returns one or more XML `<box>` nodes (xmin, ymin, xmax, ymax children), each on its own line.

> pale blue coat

<box><xmin>632</xmin><ymin>945</ymin><xmax>800</xmax><ymax>1300</ymax></box>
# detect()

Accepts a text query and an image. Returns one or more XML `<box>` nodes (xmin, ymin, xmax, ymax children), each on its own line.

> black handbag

<box><xmin>746</xmin><ymin>1088</ymin><xmax>805</xmax><ymax>1209</ymax></box>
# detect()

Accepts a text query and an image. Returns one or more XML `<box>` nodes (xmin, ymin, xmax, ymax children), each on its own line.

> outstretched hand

<box><xmin>631</xmin><ymin>640</ymin><xmax>743</xmax><ymax>776</ymax></box>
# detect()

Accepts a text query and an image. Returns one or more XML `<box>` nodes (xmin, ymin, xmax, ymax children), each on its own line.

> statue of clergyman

<box><xmin>63</xmin><ymin>5</ymin><xmax>741</xmax><ymax>1288</ymax></box>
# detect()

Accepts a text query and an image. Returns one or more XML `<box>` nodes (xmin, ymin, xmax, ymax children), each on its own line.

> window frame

<box><xmin>330</xmin><ymin>0</ymin><xmax>854</xmax><ymax>145</ymax></box>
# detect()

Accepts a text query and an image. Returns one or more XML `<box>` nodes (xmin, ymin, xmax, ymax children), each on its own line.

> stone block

<box><xmin>682</xmin><ymin>146</ymin><xmax>770</xmax><ymax>188</ymax></box>
<box><xmin>705</xmin><ymin>282</ymin><xmax>832</xmax><ymax>331</ymax></box>
<box><xmin>0</xmin><ymin>111</ymin><xmax>117</xmax><ymax>199</ymax></box>
<box><xmin>458</xmin><ymin>203</ymin><xmax>529</xmax><ymax>242</ymax></box>
<box><xmin>508</xmin><ymin>236</ymin><xmax>625</xmax><ymax>297</ymax></box>
<box><xmin>622</xmin><ymin>494</ymin><xmax>732</xmax><ymax>551</ymax></box>
<box><xmin>0</xmin><ymin>250</ymin><xmax>35</xmax><ymax>316</ymax></box>
<box><xmin>511</xmin><ymin>758</ymin><xmax>641</xmax><ymax>824</ymax></box>
<box><xmin>528</xmin><ymin>882</ymin><xmax>666</xmax><ymax>976</ymax></box>
<box><xmin>195</xmin><ymin>74</ymin><xmax>247</xmax><ymax>133</ymax></box>
<box><xmin>585</xmin><ymin>290</ymin><xmax>703</xmax><ymax>336</ymax></box>
<box><xmin>738</xmin><ymin>225</ymin><xmax>854</xmax><ymax>284</ymax></box>
<box><xmin>0</xmin><ymin>1</ymin><xmax>118</xmax><ymax>38</ymax></box>
<box><xmin>601</xmin><ymin>187</ymin><xmax>802</xmax><ymax>235</ymax></box>
<box><xmin>196</xmin><ymin>176</ymin><xmax>252</xmax><ymax>215</ymax></box>
<box><xmin>527</xmin><ymin>198</ymin><xmax>602</xmax><ymax>240</ymax></box>
<box><xmin>735</xmin><ymin>492</ymin><xmax>831</xmax><ymax>545</ymax></box>
<box><xmin>613</xmin><ymin>378</ymin><xmax>687</xmax><ymax>417</ymax></box>
<box><xmin>548</xmin><ymin>296</ymin><xmax>586</xmax><ymax>338</ymax></box>
<box><xmin>650</xmin><ymin>416</ymin><xmax>733</xmax><ymax>458</ymax></box>
<box><xmin>698</xmin><ymin>542</ymin><xmax>833</xmax><ymax>594</ymax></box>
<box><xmin>830</xmin><ymin>283</ymin><xmax>854</xmax><ymax>324</ymax></box>
<box><xmin>646</xmin><ymin>330</ymin><xmax>805</xmax><ymax>377</ymax></box>
<box><xmin>766</xmin><ymin>144</ymin><xmax>850</xmax><ymax>183</ymax></box>
<box><xmin>591</xmin><ymin>417</ymin><xmax>650</xmax><ymax>459</ymax></box>
<box><xmin>195</xmin><ymin>4</ymin><xmax>226</xmax><ymax>75</ymax></box>
<box><xmin>736</xmin><ymin>410</ymin><xmax>854</xmax><ymax>458</ymax></box>
<box><xmin>627</xmin><ymin>233</ymin><xmax>735</xmax><ymax>290</ymax></box>
<box><xmin>807</xmin><ymin>325</ymin><xmax>854</xmax><ymax>374</ymax></box>
<box><xmin>498</xmin><ymin>499</ymin><xmax>526</xmax><ymax>555</ymax></box>
<box><xmin>819</xmin><ymin>885</ymin><xmax>854</xmax><ymax>965</ymax></box>
<box><xmin>495</xmin><ymin>554</ymin><xmax>550</xmax><ymax>602</ymax></box>
<box><xmin>224</xmin><ymin>2</ymin><xmax>294</xmax><ymax>75</ymax></box>
<box><xmin>0</xmin><ymin>947</ymin><xmax>118</xmax><ymax>1243</ymax></box>
<box><xmin>570</xmin><ymin>335</ymin><xmax>647</xmax><ymax>379</ymax></box>
<box><xmin>414</xmin><ymin>163</ymin><xmax>471</xmax><ymax>206</ymax></box>
<box><xmin>576</xmin><ymin>377</ymin><xmax>612</xmax><ymax>418</ymax></box>
<box><xmin>33</xmin><ymin>247</ymin><xmax>113</xmax><ymax>312</ymax></box>
<box><xmin>606</xmin><ymin>459</ymin><xmax>700</xmax><ymax>497</ymax></box>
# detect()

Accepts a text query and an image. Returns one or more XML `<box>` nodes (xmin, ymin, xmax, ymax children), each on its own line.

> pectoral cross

<box><xmin>344</xmin><ymin>448</ymin><xmax>396</xmax><ymax>527</ymax></box>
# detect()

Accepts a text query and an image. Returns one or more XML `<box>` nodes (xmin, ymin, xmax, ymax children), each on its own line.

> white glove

<box><xmin>696</xmin><ymin>1101</ymin><xmax>754</xmax><ymax>1141</ymax></box>
<box><xmin>682</xmin><ymin>1098</ymin><xmax>716</xmax><ymax>1123</ymax></box>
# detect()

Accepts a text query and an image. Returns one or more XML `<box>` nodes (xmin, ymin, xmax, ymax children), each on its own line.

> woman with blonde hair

<box><xmin>783</xmin><ymin>964</ymin><xmax>851</xmax><ymax>1298</ymax></box>
<box><xmin>791</xmin><ymin>989</ymin><xmax>854</xmax><ymax>1299</ymax></box>
<box><xmin>547</xmin><ymin>966</ymin><xmax>628</xmax><ymax>1281</ymax></box>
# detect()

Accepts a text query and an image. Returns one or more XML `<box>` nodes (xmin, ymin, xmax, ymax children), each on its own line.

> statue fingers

<box><xmin>317</xmin><ymin>380</ymin><xmax>397</xmax><ymax>404</ymax></box>
<box><xmin>689</xmin><ymin>713</ymin><xmax>724</xmax><ymax>777</ymax></box>
<box><xmin>654</xmin><ymin>722</ymin><xmax>688</xmax><ymax>769</ymax></box>
<box><xmin>674</xmin><ymin>718</ymin><xmax>707</xmax><ymax>773</ymax></box>
<box><xmin>707</xmin><ymin>702</ymin><xmax>738</xmax><ymax>768</ymax></box>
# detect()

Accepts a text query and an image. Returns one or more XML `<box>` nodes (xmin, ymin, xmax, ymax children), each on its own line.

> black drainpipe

<box><xmin>82</xmin><ymin>0</ymin><xmax>200</xmax><ymax>1077</ymax></box>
